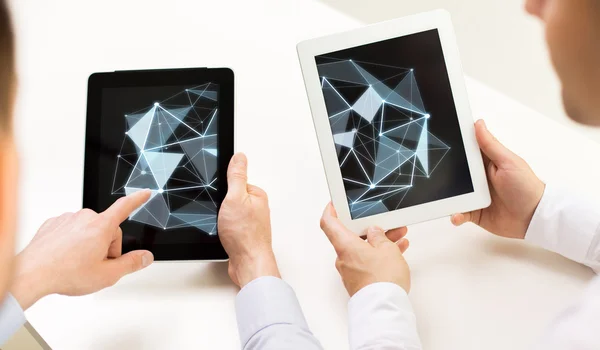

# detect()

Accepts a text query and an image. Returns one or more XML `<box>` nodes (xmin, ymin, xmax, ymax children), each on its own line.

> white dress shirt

<box><xmin>527</xmin><ymin>184</ymin><xmax>600</xmax><ymax>350</ymax></box>
<box><xmin>234</xmin><ymin>183</ymin><xmax>600</xmax><ymax>349</ymax></box>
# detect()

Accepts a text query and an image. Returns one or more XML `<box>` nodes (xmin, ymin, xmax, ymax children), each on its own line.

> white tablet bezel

<box><xmin>297</xmin><ymin>10</ymin><xmax>490</xmax><ymax>233</ymax></box>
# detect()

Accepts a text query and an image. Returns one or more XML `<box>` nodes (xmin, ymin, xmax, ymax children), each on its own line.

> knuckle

<box><xmin>95</xmin><ymin>213</ymin><xmax>111</xmax><ymax>225</ymax></box>
<box><xmin>319</xmin><ymin>217</ymin><xmax>327</xmax><ymax>230</ymax></box>
<box><xmin>381</xmin><ymin>238</ymin><xmax>394</xmax><ymax>246</ymax></box>
<box><xmin>227</xmin><ymin>265</ymin><xmax>237</xmax><ymax>282</ymax></box>
<box><xmin>107</xmin><ymin>274</ymin><xmax>121</xmax><ymax>287</ymax></box>
<box><xmin>41</xmin><ymin>217</ymin><xmax>54</xmax><ymax>227</ymax></box>
<box><xmin>334</xmin><ymin>259</ymin><xmax>343</xmax><ymax>272</ymax></box>
<box><xmin>124</xmin><ymin>254</ymin><xmax>140</xmax><ymax>272</ymax></box>
<box><xmin>253</xmin><ymin>186</ymin><xmax>267</xmax><ymax>197</ymax></box>
<box><xmin>337</xmin><ymin>248</ymin><xmax>350</xmax><ymax>260</ymax></box>
<box><xmin>78</xmin><ymin>208</ymin><xmax>97</xmax><ymax>218</ymax></box>
<box><xmin>222</xmin><ymin>195</ymin><xmax>238</xmax><ymax>207</ymax></box>
<box><xmin>79</xmin><ymin>208</ymin><xmax>92</xmax><ymax>215</ymax></box>
<box><xmin>383</xmin><ymin>243</ymin><xmax>396</xmax><ymax>252</ymax></box>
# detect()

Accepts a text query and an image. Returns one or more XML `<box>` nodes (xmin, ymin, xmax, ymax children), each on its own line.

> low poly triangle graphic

<box><xmin>395</xmin><ymin>71</ymin><xmax>425</xmax><ymax>113</ymax></box>
<box><xmin>316</xmin><ymin>59</ymin><xmax>453</xmax><ymax>219</ymax></box>
<box><xmin>179</xmin><ymin>135</ymin><xmax>218</xmax><ymax>183</ymax></box>
<box><xmin>374</xmin><ymin>135</ymin><xmax>414</xmax><ymax>183</ymax></box>
<box><xmin>128</xmin><ymin>106</ymin><xmax>156</xmax><ymax>150</ymax></box>
<box><xmin>416</xmin><ymin>119</ymin><xmax>429</xmax><ymax>174</ymax></box>
<box><xmin>144</xmin><ymin>151</ymin><xmax>184</xmax><ymax>189</ymax></box>
<box><xmin>353</xmin><ymin>86</ymin><xmax>382</xmax><ymax>123</ymax></box>
<box><xmin>333</xmin><ymin>130</ymin><xmax>356</xmax><ymax>149</ymax></box>
<box><xmin>117</xmin><ymin>84</ymin><xmax>222</xmax><ymax>233</ymax></box>
<box><xmin>322</xmin><ymin>78</ymin><xmax>351</xmax><ymax>116</ymax></box>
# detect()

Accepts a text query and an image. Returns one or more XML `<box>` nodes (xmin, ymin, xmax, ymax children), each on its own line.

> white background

<box><xmin>7</xmin><ymin>0</ymin><xmax>600</xmax><ymax>349</ymax></box>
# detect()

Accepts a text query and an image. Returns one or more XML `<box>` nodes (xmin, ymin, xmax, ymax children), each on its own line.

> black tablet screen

<box><xmin>315</xmin><ymin>29</ymin><xmax>474</xmax><ymax>219</ymax></box>
<box><xmin>105</xmin><ymin>84</ymin><xmax>220</xmax><ymax>233</ymax></box>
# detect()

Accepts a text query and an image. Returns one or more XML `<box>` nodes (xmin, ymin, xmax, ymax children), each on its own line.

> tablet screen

<box><xmin>85</xmin><ymin>68</ymin><xmax>233</xmax><ymax>260</ymax></box>
<box><xmin>315</xmin><ymin>29</ymin><xmax>474</xmax><ymax>219</ymax></box>
<box><xmin>104</xmin><ymin>84</ymin><xmax>220</xmax><ymax>234</ymax></box>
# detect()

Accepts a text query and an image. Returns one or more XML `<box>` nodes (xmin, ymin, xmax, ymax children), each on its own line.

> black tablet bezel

<box><xmin>84</xmin><ymin>68</ymin><xmax>233</xmax><ymax>260</ymax></box>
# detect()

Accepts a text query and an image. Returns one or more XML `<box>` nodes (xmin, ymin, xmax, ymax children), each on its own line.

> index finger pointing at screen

<box><xmin>102</xmin><ymin>189</ymin><xmax>152</xmax><ymax>225</ymax></box>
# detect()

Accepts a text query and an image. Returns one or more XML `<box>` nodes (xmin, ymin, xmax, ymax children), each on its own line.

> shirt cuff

<box><xmin>349</xmin><ymin>282</ymin><xmax>413</xmax><ymax>315</ymax></box>
<box><xmin>348</xmin><ymin>283</ymin><xmax>421</xmax><ymax>349</ymax></box>
<box><xmin>0</xmin><ymin>293</ymin><xmax>27</xmax><ymax>345</ymax></box>
<box><xmin>235</xmin><ymin>276</ymin><xmax>310</xmax><ymax>348</ymax></box>
<box><xmin>525</xmin><ymin>183</ymin><xmax>600</xmax><ymax>264</ymax></box>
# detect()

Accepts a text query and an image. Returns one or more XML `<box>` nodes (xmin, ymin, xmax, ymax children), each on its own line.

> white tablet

<box><xmin>297</xmin><ymin>10</ymin><xmax>490</xmax><ymax>233</ymax></box>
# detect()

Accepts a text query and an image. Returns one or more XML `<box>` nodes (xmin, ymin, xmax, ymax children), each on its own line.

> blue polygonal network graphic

<box><xmin>317</xmin><ymin>58</ymin><xmax>451</xmax><ymax>219</ymax></box>
<box><xmin>112</xmin><ymin>83</ymin><xmax>219</xmax><ymax>234</ymax></box>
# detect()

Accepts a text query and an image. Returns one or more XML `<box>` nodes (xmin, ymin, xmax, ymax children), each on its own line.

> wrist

<box><xmin>10</xmin><ymin>260</ymin><xmax>51</xmax><ymax>310</ymax></box>
<box><xmin>517</xmin><ymin>182</ymin><xmax>546</xmax><ymax>240</ymax></box>
<box><xmin>230</xmin><ymin>250</ymin><xmax>280</xmax><ymax>288</ymax></box>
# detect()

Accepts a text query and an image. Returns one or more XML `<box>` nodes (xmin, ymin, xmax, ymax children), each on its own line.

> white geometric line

<box><xmin>158</xmin><ymin>105</ymin><xmax>201</xmax><ymax>136</ymax></box>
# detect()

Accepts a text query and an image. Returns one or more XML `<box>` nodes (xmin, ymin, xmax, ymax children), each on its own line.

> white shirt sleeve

<box><xmin>525</xmin><ymin>183</ymin><xmax>600</xmax><ymax>273</ymax></box>
<box><xmin>348</xmin><ymin>283</ymin><xmax>422</xmax><ymax>350</ymax></box>
<box><xmin>0</xmin><ymin>293</ymin><xmax>27</xmax><ymax>346</ymax></box>
<box><xmin>235</xmin><ymin>276</ymin><xmax>323</xmax><ymax>350</ymax></box>
<box><xmin>524</xmin><ymin>183</ymin><xmax>600</xmax><ymax>350</ymax></box>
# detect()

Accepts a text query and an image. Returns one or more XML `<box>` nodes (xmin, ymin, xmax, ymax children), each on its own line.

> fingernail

<box><xmin>142</xmin><ymin>253</ymin><xmax>153</xmax><ymax>267</ymax></box>
<box><xmin>451</xmin><ymin>215</ymin><xmax>459</xmax><ymax>225</ymax></box>
<box><xmin>233</xmin><ymin>153</ymin><xmax>246</xmax><ymax>165</ymax></box>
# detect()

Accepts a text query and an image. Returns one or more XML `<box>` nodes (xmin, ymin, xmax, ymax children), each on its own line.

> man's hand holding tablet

<box><xmin>451</xmin><ymin>120</ymin><xmax>546</xmax><ymax>240</ymax></box>
<box><xmin>218</xmin><ymin>153</ymin><xmax>281</xmax><ymax>288</ymax></box>
<box><xmin>11</xmin><ymin>190</ymin><xmax>154</xmax><ymax>310</ymax></box>
<box><xmin>320</xmin><ymin>203</ymin><xmax>411</xmax><ymax>296</ymax></box>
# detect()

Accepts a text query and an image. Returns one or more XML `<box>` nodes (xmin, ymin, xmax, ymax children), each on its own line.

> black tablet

<box><xmin>84</xmin><ymin>68</ymin><xmax>234</xmax><ymax>260</ymax></box>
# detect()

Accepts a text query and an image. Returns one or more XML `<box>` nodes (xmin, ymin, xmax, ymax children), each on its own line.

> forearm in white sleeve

<box><xmin>525</xmin><ymin>184</ymin><xmax>600</xmax><ymax>349</ymax></box>
<box><xmin>235</xmin><ymin>276</ymin><xmax>323</xmax><ymax>350</ymax></box>
<box><xmin>0</xmin><ymin>293</ymin><xmax>26</xmax><ymax>345</ymax></box>
<box><xmin>525</xmin><ymin>183</ymin><xmax>600</xmax><ymax>273</ymax></box>
<box><xmin>348</xmin><ymin>283</ymin><xmax>422</xmax><ymax>350</ymax></box>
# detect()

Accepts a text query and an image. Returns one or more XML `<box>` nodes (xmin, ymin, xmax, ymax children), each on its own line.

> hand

<box><xmin>218</xmin><ymin>153</ymin><xmax>280</xmax><ymax>288</ymax></box>
<box><xmin>525</xmin><ymin>0</ymin><xmax>549</xmax><ymax>19</ymax></box>
<box><xmin>451</xmin><ymin>120</ymin><xmax>545</xmax><ymax>239</ymax></box>
<box><xmin>320</xmin><ymin>203</ymin><xmax>410</xmax><ymax>296</ymax></box>
<box><xmin>11</xmin><ymin>190</ymin><xmax>155</xmax><ymax>310</ymax></box>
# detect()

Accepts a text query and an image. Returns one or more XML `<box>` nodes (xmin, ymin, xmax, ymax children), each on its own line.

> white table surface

<box><xmin>9</xmin><ymin>0</ymin><xmax>600</xmax><ymax>349</ymax></box>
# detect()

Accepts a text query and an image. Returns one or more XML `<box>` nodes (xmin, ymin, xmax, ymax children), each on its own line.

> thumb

<box><xmin>366</xmin><ymin>226</ymin><xmax>390</xmax><ymax>247</ymax></box>
<box><xmin>475</xmin><ymin>120</ymin><xmax>513</xmax><ymax>165</ymax></box>
<box><xmin>226</xmin><ymin>153</ymin><xmax>249</xmax><ymax>199</ymax></box>
<box><xmin>106</xmin><ymin>250</ymin><xmax>154</xmax><ymax>281</ymax></box>
<box><xmin>451</xmin><ymin>210</ymin><xmax>481</xmax><ymax>227</ymax></box>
